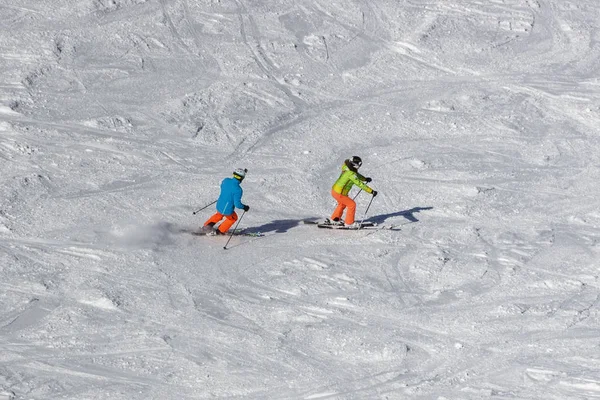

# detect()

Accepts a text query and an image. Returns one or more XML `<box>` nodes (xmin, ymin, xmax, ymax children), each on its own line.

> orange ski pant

<box><xmin>331</xmin><ymin>190</ymin><xmax>356</xmax><ymax>225</ymax></box>
<box><xmin>204</xmin><ymin>211</ymin><xmax>238</xmax><ymax>233</ymax></box>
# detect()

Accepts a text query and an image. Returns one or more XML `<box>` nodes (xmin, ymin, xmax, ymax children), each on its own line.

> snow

<box><xmin>1</xmin><ymin>0</ymin><xmax>599</xmax><ymax>399</ymax></box>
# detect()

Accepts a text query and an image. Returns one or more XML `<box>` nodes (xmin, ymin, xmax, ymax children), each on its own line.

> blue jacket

<box><xmin>216</xmin><ymin>177</ymin><xmax>245</xmax><ymax>215</ymax></box>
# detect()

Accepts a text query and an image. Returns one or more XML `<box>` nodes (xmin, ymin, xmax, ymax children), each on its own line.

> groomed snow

<box><xmin>1</xmin><ymin>0</ymin><xmax>599</xmax><ymax>399</ymax></box>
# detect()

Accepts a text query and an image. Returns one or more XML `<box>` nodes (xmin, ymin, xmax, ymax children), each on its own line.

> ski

<box><xmin>303</xmin><ymin>219</ymin><xmax>376</xmax><ymax>228</ymax></box>
<box><xmin>365</xmin><ymin>225</ymin><xmax>401</xmax><ymax>231</ymax></box>
<box><xmin>315</xmin><ymin>222</ymin><xmax>400</xmax><ymax>231</ymax></box>
<box><xmin>192</xmin><ymin>229</ymin><xmax>265</xmax><ymax>237</ymax></box>
<box><xmin>317</xmin><ymin>223</ymin><xmax>375</xmax><ymax>230</ymax></box>
<box><xmin>235</xmin><ymin>231</ymin><xmax>265</xmax><ymax>237</ymax></box>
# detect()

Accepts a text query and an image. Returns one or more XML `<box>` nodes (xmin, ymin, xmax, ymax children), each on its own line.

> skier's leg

<box><xmin>204</xmin><ymin>212</ymin><xmax>224</xmax><ymax>227</ymax></box>
<box><xmin>332</xmin><ymin>192</ymin><xmax>356</xmax><ymax>225</ymax></box>
<box><xmin>331</xmin><ymin>204</ymin><xmax>345</xmax><ymax>221</ymax></box>
<box><xmin>218</xmin><ymin>211</ymin><xmax>238</xmax><ymax>233</ymax></box>
<box><xmin>344</xmin><ymin>199</ymin><xmax>357</xmax><ymax>225</ymax></box>
<box><xmin>330</xmin><ymin>190</ymin><xmax>346</xmax><ymax>221</ymax></box>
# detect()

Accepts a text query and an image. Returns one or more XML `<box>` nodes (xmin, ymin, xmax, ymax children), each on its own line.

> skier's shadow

<box><xmin>247</xmin><ymin>219</ymin><xmax>303</xmax><ymax>234</ymax></box>
<box><xmin>364</xmin><ymin>206</ymin><xmax>433</xmax><ymax>225</ymax></box>
<box><xmin>249</xmin><ymin>207</ymin><xmax>433</xmax><ymax>233</ymax></box>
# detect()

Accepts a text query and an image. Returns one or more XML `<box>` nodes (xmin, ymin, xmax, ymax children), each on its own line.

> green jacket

<box><xmin>332</xmin><ymin>160</ymin><xmax>373</xmax><ymax>195</ymax></box>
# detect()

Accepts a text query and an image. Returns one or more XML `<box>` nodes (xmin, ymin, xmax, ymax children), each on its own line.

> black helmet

<box><xmin>350</xmin><ymin>156</ymin><xmax>362</xmax><ymax>169</ymax></box>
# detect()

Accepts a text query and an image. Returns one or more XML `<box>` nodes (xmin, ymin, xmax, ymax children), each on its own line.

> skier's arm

<box><xmin>233</xmin><ymin>186</ymin><xmax>246</xmax><ymax>209</ymax></box>
<box><xmin>356</xmin><ymin>172</ymin><xmax>368</xmax><ymax>181</ymax></box>
<box><xmin>349</xmin><ymin>174</ymin><xmax>373</xmax><ymax>193</ymax></box>
<box><xmin>357</xmin><ymin>173</ymin><xmax>372</xmax><ymax>183</ymax></box>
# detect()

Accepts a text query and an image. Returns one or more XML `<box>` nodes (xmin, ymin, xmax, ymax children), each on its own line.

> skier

<box><xmin>329</xmin><ymin>156</ymin><xmax>377</xmax><ymax>228</ymax></box>
<box><xmin>203</xmin><ymin>168</ymin><xmax>250</xmax><ymax>235</ymax></box>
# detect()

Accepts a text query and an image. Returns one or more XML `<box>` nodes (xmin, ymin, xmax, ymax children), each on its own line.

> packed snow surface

<box><xmin>1</xmin><ymin>0</ymin><xmax>599</xmax><ymax>399</ymax></box>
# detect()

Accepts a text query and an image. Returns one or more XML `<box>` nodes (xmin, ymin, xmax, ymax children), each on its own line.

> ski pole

<box><xmin>353</xmin><ymin>189</ymin><xmax>362</xmax><ymax>200</ymax></box>
<box><xmin>223</xmin><ymin>210</ymin><xmax>246</xmax><ymax>250</ymax></box>
<box><xmin>359</xmin><ymin>195</ymin><xmax>375</xmax><ymax>226</ymax></box>
<box><xmin>192</xmin><ymin>200</ymin><xmax>217</xmax><ymax>215</ymax></box>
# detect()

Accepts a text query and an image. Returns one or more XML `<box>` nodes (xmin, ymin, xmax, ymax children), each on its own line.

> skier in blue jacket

<box><xmin>203</xmin><ymin>168</ymin><xmax>250</xmax><ymax>235</ymax></box>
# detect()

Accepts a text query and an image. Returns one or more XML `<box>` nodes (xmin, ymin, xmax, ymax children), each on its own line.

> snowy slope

<box><xmin>1</xmin><ymin>0</ymin><xmax>600</xmax><ymax>399</ymax></box>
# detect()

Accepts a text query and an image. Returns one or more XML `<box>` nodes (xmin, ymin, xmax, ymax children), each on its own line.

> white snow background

<box><xmin>1</xmin><ymin>0</ymin><xmax>600</xmax><ymax>399</ymax></box>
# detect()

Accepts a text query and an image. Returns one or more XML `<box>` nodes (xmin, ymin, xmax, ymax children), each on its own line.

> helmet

<box><xmin>350</xmin><ymin>156</ymin><xmax>362</xmax><ymax>169</ymax></box>
<box><xmin>233</xmin><ymin>168</ymin><xmax>247</xmax><ymax>180</ymax></box>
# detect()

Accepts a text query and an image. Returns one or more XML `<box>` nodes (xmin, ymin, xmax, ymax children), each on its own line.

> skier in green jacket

<box><xmin>329</xmin><ymin>156</ymin><xmax>377</xmax><ymax>227</ymax></box>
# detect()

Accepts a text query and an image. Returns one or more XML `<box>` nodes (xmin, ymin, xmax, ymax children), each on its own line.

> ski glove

<box><xmin>243</xmin><ymin>205</ymin><xmax>250</xmax><ymax>212</ymax></box>
<box><xmin>372</xmin><ymin>190</ymin><xmax>378</xmax><ymax>197</ymax></box>
<box><xmin>365</xmin><ymin>177</ymin><xmax>372</xmax><ymax>183</ymax></box>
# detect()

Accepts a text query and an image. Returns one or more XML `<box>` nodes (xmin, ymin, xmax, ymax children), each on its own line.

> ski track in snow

<box><xmin>1</xmin><ymin>0</ymin><xmax>600</xmax><ymax>399</ymax></box>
